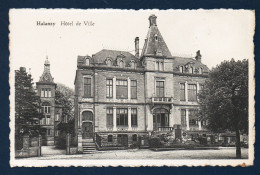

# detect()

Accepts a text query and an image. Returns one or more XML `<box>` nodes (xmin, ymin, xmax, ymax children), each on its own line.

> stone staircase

<box><xmin>82</xmin><ymin>138</ymin><xmax>96</xmax><ymax>154</ymax></box>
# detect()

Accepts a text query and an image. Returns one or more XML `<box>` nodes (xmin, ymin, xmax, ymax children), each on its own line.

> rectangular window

<box><xmin>48</xmin><ymin>89</ymin><xmax>51</xmax><ymax>97</ymax></box>
<box><xmin>116</xmin><ymin>79</ymin><xmax>128</xmax><ymax>99</ymax></box>
<box><xmin>47</xmin><ymin>106</ymin><xmax>50</xmax><ymax>113</ymax></box>
<box><xmin>181</xmin><ymin>109</ymin><xmax>186</xmax><ymax>126</ymax></box>
<box><xmin>40</xmin><ymin>118</ymin><xmax>46</xmax><ymax>125</ymax></box>
<box><xmin>156</xmin><ymin>81</ymin><xmax>164</xmax><ymax>97</ymax></box>
<box><xmin>47</xmin><ymin>129</ymin><xmax>51</xmax><ymax>136</ymax></box>
<box><xmin>55</xmin><ymin>130</ymin><xmax>59</xmax><ymax>136</ymax></box>
<box><xmin>46</xmin><ymin>115</ymin><xmax>51</xmax><ymax>125</ymax></box>
<box><xmin>84</xmin><ymin>77</ymin><xmax>91</xmax><ymax>97</ymax></box>
<box><xmin>189</xmin><ymin>119</ymin><xmax>197</xmax><ymax>126</ymax></box>
<box><xmin>106</xmin><ymin>79</ymin><xmax>113</xmax><ymax>98</ymax></box>
<box><xmin>64</xmin><ymin>116</ymin><xmax>68</xmax><ymax>123</ymax></box>
<box><xmin>116</xmin><ymin>108</ymin><xmax>128</xmax><ymax>126</ymax></box>
<box><xmin>180</xmin><ymin>83</ymin><xmax>185</xmax><ymax>101</ymax></box>
<box><xmin>131</xmin><ymin>80</ymin><xmax>137</xmax><ymax>99</ymax></box>
<box><xmin>41</xmin><ymin>89</ymin><xmax>44</xmax><ymax>97</ymax></box>
<box><xmin>44</xmin><ymin>89</ymin><xmax>48</xmax><ymax>97</ymax></box>
<box><xmin>156</xmin><ymin>62</ymin><xmax>160</xmax><ymax>70</ymax></box>
<box><xmin>132</xmin><ymin>134</ymin><xmax>137</xmax><ymax>141</ymax></box>
<box><xmin>108</xmin><ymin>135</ymin><xmax>113</xmax><ymax>142</ymax></box>
<box><xmin>189</xmin><ymin>109</ymin><xmax>198</xmax><ymax>126</ymax></box>
<box><xmin>42</xmin><ymin>106</ymin><xmax>51</xmax><ymax>114</ymax></box>
<box><xmin>41</xmin><ymin>88</ymin><xmax>51</xmax><ymax>97</ymax></box>
<box><xmin>55</xmin><ymin>114</ymin><xmax>60</xmax><ymax>121</ymax></box>
<box><xmin>131</xmin><ymin>108</ymin><xmax>137</xmax><ymax>126</ymax></box>
<box><xmin>160</xmin><ymin>62</ymin><xmax>164</xmax><ymax>71</ymax></box>
<box><xmin>106</xmin><ymin>108</ymin><xmax>113</xmax><ymax>127</ymax></box>
<box><xmin>188</xmin><ymin>84</ymin><xmax>197</xmax><ymax>102</ymax></box>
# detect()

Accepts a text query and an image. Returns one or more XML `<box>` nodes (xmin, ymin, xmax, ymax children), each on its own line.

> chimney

<box><xmin>149</xmin><ymin>14</ymin><xmax>157</xmax><ymax>27</ymax></box>
<box><xmin>195</xmin><ymin>50</ymin><xmax>202</xmax><ymax>62</ymax></box>
<box><xmin>20</xmin><ymin>67</ymin><xmax>26</xmax><ymax>72</ymax></box>
<box><xmin>135</xmin><ymin>37</ymin><xmax>139</xmax><ymax>58</ymax></box>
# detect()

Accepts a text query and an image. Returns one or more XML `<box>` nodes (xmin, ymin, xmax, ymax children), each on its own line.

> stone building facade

<box><xmin>74</xmin><ymin>14</ymin><xmax>209</xmax><ymax>151</ymax></box>
<box><xmin>36</xmin><ymin>58</ymin><xmax>62</xmax><ymax>146</ymax></box>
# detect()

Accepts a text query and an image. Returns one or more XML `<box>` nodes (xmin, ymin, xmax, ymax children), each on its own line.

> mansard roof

<box><xmin>141</xmin><ymin>15</ymin><xmax>172</xmax><ymax>58</ymax></box>
<box><xmin>77</xmin><ymin>49</ymin><xmax>142</xmax><ymax>67</ymax></box>
<box><xmin>172</xmin><ymin>57</ymin><xmax>210</xmax><ymax>73</ymax></box>
<box><xmin>93</xmin><ymin>49</ymin><xmax>138</xmax><ymax>63</ymax></box>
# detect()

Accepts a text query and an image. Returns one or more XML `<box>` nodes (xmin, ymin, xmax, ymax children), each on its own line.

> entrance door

<box><xmin>153</xmin><ymin>108</ymin><xmax>169</xmax><ymax>130</ymax></box>
<box><xmin>117</xmin><ymin>134</ymin><xmax>128</xmax><ymax>147</ymax></box>
<box><xmin>82</xmin><ymin>122</ymin><xmax>93</xmax><ymax>139</ymax></box>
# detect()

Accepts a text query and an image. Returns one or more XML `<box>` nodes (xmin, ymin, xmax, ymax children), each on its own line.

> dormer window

<box><xmin>155</xmin><ymin>34</ymin><xmax>158</xmax><ymax>41</ymax></box>
<box><xmin>119</xmin><ymin>60</ymin><xmax>124</xmax><ymax>68</ymax></box>
<box><xmin>130</xmin><ymin>61</ymin><xmax>137</xmax><ymax>69</ymax></box>
<box><xmin>189</xmin><ymin>67</ymin><xmax>194</xmax><ymax>74</ymax></box>
<box><xmin>107</xmin><ymin>59</ymin><xmax>112</xmax><ymax>66</ymax></box>
<box><xmin>179</xmin><ymin>66</ymin><xmax>184</xmax><ymax>73</ymax></box>
<box><xmin>85</xmin><ymin>58</ymin><xmax>90</xmax><ymax>66</ymax></box>
<box><xmin>199</xmin><ymin>67</ymin><xmax>203</xmax><ymax>74</ymax></box>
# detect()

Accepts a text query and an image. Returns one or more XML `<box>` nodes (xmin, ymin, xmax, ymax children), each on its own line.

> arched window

<box><xmin>82</xmin><ymin>111</ymin><xmax>93</xmax><ymax>121</ymax></box>
<box><xmin>119</xmin><ymin>60</ymin><xmax>124</xmax><ymax>68</ymax></box>
<box><xmin>179</xmin><ymin>66</ymin><xmax>184</xmax><ymax>73</ymax></box>
<box><xmin>132</xmin><ymin>134</ymin><xmax>137</xmax><ymax>141</ymax></box>
<box><xmin>155</xmin><ymin>34</ymin><xmax>158</xmax><ymax>41</ymax></box>
<box><xmin>108</xmin><ymin>135</ymin><xmax>113</xmax><ymax>142</ymax></box>
<box><xmin>107</xmin><ymin>59</ymin><xmax>112</xmax><ymax>66</ymax></box>
<box><xmin>199</xmin><ymin>67</ymin><xmax>203</xmax><ymax>74</ymax></box>
<box><xmin>153</xmin><ymin>108</ymin><xmax>169</xmax><ymax>130</ymax></box>
<box><xmin>85</xmin><ymin>58</ymin><xmax>90</xmax><ymax>65</ymax></box>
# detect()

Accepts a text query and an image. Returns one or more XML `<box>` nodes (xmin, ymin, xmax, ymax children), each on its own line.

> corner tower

<box><xmin>141</xmin><ymin>15</ymin><xmax>176</xmax><ymax>133</ymax></box>
<box><xmin>141</xmin><ymin>14</ymin><xmax>172</xmax><ymax>58</ymax></box>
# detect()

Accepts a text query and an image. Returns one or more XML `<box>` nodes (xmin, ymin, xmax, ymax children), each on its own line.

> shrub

<box><xmin>149</xmin><ymin>137</ymin><xmax>162</xmax><ymax>148</ymax></box>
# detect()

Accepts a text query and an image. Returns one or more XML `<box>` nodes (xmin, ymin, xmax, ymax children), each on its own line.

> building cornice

<box><xmin>77</xmin><ymin>65</ymin><xmax>209</xmax><ymax>78</ymax></box>
<box><xmin>36</xmin><ymin>82</ymin><xmax>57</xmax><ymax>86</ymax></box>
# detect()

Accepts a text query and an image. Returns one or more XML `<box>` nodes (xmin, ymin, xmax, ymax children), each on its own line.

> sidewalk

<box><xmin>41</xmin><ymin>146</ymin><xmax>66</xmax><ymax>156</ymax></box>
<box><xmin>28</xmin><ymin>147</ymin><xmax>248</xmax><ymax>160</ymax></box>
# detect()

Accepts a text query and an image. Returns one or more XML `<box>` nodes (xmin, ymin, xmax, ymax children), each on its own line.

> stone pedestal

<box><xmin>23</xmin><ymin>135</ymin><xmax>30</xmax><ymax>149</ymax></box>
<box><xmin>38</xmin><ymin>135</ymin><xmax>42</xmax><ymax>156</ymax></box>
<box><xmin>66</xmin><ymin>133</ymin><xmax>71</xmax><ymax>155</ymax></box>
<box><xmin>78</xmin><ymin>134</ymin><xmax>83</xmax><ymax>153</ymax></box>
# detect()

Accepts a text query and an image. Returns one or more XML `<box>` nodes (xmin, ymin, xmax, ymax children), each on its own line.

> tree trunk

<box><xmin>236</xmin><ymin>128</ymin><xmax>241</xmax><ymax>158</ymax></box>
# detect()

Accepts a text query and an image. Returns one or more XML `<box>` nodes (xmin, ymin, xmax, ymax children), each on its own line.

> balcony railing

<box><xmin>152</xmin><ymin>97</ymin><xmax>174</xmax><ymax>104</ymax></box>
<box><xmin>158</xmin><ymin>127</ymin><xmax>174</xmax><ymax>132</ymax></box>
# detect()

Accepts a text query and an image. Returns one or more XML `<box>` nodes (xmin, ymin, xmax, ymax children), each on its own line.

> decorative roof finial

<box><xmin>45</xmin><ymin>56</ymin><xmax>50</xmax><ymax>65</ymax></box>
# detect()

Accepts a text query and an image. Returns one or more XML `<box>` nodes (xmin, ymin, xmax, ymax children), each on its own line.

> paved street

<box><xmin>29</xmin><ymin>146</ymin><xmax>248</xmax><ymax>160</ymax></box>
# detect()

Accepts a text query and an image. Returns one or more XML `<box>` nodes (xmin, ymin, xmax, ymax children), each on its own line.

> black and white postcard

<box><xmin>9</xmin><ymin>9</ymin><xmax>255</xmax><ymax>167</ymax></box>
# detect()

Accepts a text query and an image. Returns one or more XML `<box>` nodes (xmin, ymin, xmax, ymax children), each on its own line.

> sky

<box><xmin>9</xmin><ymin>9</ymin><xmax>255</xmax><ymax>88</ymax></box>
